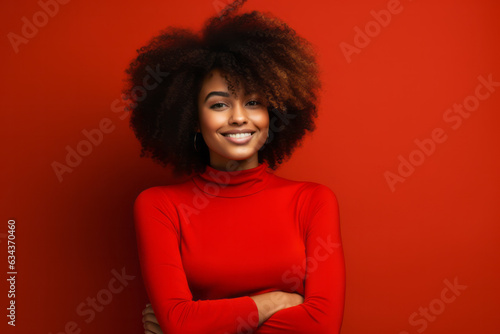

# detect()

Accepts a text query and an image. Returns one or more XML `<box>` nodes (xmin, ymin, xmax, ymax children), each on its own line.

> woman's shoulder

<box><xmin>136</xmin><ymin>180</ymin><xmax>191</xmax><ymax>199</ymax></box>
<box><xmin>133</xmin><ymin>183</ymin><xmax>189</xmax><ymax>223</ymax></box>
<box><xmin>134</xmin><ymin>186</ymin><xmax>170</xmax><ymax>210</ymax></box>
<box><xmin>271</xmin><ymin>174</ymin><xmax>337</xmax><ymax>199</ymax></box>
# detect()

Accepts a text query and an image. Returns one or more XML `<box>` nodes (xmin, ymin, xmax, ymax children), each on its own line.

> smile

<box><xmin>221</xmin><ymin>132</ymin><xmax>255</xmax><ymax>144</ymax></box>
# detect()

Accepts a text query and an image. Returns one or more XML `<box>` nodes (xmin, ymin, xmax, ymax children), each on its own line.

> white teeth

<box><xmin>224</xmin><ymin>132</ymin><xmax>252</xmax><ymax>138</ymax></box>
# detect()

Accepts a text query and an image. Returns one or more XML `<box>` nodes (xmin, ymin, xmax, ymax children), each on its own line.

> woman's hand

<box><xmin>142</xmin><ymin>303</ymin><xmax>163</xmax><ymax>334</ymax></box>
<box><xmin>250</xmin><ymin>291</ymin><xmax>304</xmax><ymax>326</ymax></box>
<box><xmin>281</xmin><ymin>291</ymin><xmax>304</xmax><ymax>308</ymax></box>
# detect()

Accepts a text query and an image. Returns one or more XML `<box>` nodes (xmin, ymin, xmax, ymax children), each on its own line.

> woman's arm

<box><xmin>134</xmin><ymin>187</ymin><xmax>262</xmax><ymax>334</ymax></box>
<box><xmin>253</xmin><ymin>184</ymin><xmax>346</xmax><ymax>334</ymax></box>
<box><xmin>142</xmin><ymin>292</ymin><xmax>304</xmax><ymax>334</ymax></box>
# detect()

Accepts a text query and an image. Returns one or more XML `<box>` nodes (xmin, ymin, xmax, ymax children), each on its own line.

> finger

<box><xmin>144</xmin><ymin>320</ymin><xmax>163</xmax><ymax>334</ymax></box>
<box><xmin>142</xmin><ymin>313</ymin><xmax>159</xmax><ymax>325</ymax></box>
<box><xmin>142</xmin><ymin>305</ymin><xmax>155</xmax><ymax>315</ymax></box>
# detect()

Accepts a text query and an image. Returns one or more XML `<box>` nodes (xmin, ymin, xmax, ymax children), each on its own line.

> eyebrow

<box><xmin>204</xmin><ymin>91</ymin><xmax>230</xmax><ymax>103</ymax></box>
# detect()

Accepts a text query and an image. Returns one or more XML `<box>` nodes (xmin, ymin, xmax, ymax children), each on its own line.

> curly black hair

<box><xmin>122</xmin><ymin>0</ymin><xmax>322</xmax><ymax>176</ymax></box>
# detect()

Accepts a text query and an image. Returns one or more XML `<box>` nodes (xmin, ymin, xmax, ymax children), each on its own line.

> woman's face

<box><xmin>197</xmin><ymin>68</ymin><xmax>269</xmax><ymax>171</ymax></box>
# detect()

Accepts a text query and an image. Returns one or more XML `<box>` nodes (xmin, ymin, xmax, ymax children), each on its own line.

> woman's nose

<box><xmin>229</xmin><ymin>102</ymin><xmax>248</xmax><ymax>124</ymax></box>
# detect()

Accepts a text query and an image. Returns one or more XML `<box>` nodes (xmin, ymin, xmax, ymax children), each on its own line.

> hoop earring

<box><xmin>194</xmin><ymin>132</ymin><xmax>200</xmax><ymax>152</ymax></box>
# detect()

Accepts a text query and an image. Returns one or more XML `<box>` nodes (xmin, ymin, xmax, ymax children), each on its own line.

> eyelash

<box><xmin>210</xmin><ymin>100</ymin><xmax>262</xmax><ymax>109</ymax></box>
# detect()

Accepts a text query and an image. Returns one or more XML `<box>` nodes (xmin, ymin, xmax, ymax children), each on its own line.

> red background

<box><xmin>1</xmin><ymin>0</ymin><xmax>499</xmax><ymax>333</ymax></box>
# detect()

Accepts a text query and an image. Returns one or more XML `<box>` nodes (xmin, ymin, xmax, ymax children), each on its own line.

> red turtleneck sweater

<box><xmin>133</xmin><ymin>162</ymin><xmax>345</xmax><ymax>333</ymax></box>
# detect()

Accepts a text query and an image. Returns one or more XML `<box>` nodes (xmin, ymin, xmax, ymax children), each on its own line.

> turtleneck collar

<box><xmin>191</xmin><ymin>161</ymin><xmax>273</xmax><ymax>198</ymax></box>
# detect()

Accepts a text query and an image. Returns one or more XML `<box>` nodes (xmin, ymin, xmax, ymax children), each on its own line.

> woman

<box><xmin>125</xmin><ymin>0</ymin><xmax>346</xmax><ymax>333</ymax></box>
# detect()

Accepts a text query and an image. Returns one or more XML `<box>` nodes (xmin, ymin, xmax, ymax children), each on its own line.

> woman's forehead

<box><xmin>199</xmin><ymin>69</ymin><xmax>259</xmax><ymax>97</ymax></box>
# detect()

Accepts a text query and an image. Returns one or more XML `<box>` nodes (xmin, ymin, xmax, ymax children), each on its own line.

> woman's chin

<box><xmin>211</xmin><ymin>149</ymin><xmax>259</xmax><ymax>164</ymax></box>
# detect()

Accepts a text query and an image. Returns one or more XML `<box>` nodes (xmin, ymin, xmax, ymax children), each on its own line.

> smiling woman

<box><xmin>124</xmin><ymin>0</ymin><xmax>346</xmax><ymax>333</ymax></box>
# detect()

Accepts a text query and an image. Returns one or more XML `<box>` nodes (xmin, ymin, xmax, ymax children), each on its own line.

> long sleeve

<box><xmin>133</xmin><ymin>187</ymin><xmax>260</xmax><ymax>334</ymax></box>
<box><xmin>254</xmin><ymin>185</ymin><xmax>346</xmax><ymax>333</ymax></box>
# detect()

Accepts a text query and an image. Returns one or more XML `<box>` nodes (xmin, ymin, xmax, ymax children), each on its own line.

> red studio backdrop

<box><xmin>1</xmin><ymin>0</ymin><xmax>499</xmax><ymax>333</ymax></box>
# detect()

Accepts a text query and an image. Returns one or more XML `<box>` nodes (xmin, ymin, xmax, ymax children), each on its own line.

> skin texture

<box><xmin>140</xmin><ymin>69</ymin><xmax>304</xmax><ymax>334</ymax></box>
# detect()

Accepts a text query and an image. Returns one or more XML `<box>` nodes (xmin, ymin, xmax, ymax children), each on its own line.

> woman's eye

<box><xmin>209</xmin><ymin>100</ymin><xmax>261</xmax><ymax>109</ymax></box>
<box><xmin>210</xmin><ymin>102</ymin><xmax>226</xmax><ymax>109</ymax></box>
<box><xmin>247</xmin><ymin>100</ymin><xmax>261</xmax><ymax>106</ymax></box>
